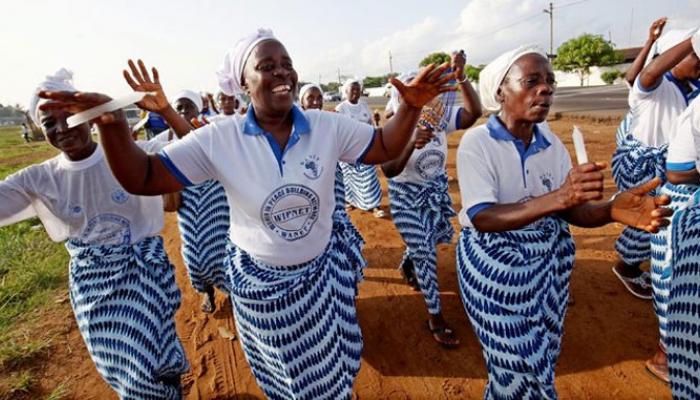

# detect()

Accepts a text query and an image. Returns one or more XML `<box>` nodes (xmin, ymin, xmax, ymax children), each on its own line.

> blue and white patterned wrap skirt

<box><xmin>612</xmin><ymin>133</ymin><xmax>668</xmax><ymax>265</ymax></box>
<box><xmin>667</xmin><ymin>197</ymin><xmax>700</xmax><ymax>400</ymax></box>
<box><xmin>388</xmin><ymin>174</ymin><xmax>455</xmax><ymax>314</ymax></box>
<box><xmin>225</xmin><ymin>226</ymin><xmax>364</xmax><ymax>400</ymax></box>
<box><xmin>650</xmin><ymin>183</ymin><xmax>698</xmax><ymax>348</ymax></box>
<box><xmin>339</xmin><ymin>161</ymin><xmax>382</xmax><ymax>210</ymax></box>
<box><xmin>177</xmin><ymin>180</ymin><xmax>231</xmax><ymax>294</ymax></box>
<box><xmin>66</xmin><ymin>236</ymin><xmax>188</xmax><ymax>400</ymax></box>
<box><xmin>333</xmin><ymin>164</ymin><xmax>366</xmax><ymax>284</ymax></box>
<box><xmin>456</xmin><ymin>217</ymin><xmax>575</xmax><ymax>400</ymax></box>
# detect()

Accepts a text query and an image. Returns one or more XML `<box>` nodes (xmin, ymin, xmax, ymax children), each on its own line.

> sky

<box><xmin>1</xmin><ymin>0</ymin><xmax>699</xmax><ymax>107</ymax></box>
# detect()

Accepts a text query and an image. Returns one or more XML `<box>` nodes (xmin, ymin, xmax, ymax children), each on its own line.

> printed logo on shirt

<box><xmin>415</xmin><ymin>150</ymin><xmax>446</xmax><ymax>180</ymax></box>
<box><xmin>111</xmin><ymin>189</ymin><xmax>129</xmax><ymax>204</ymax></box>
<box><xmin>540</xmin><ymin>172</ymin><xmax>554</xmax><ymax>192</ymax></box>
<box><xmin>260</xmin><ymin>184</ymin><xmax>320</xmax><ymax>241</ymax></box>
<box><xmin>69</xmin><ymin>204</ymin><xmax>82</xmax><ymax>216</ymax></box>
<box><xmin>81</xmin><ymin>213</ymin><xmax>131</xmax><ymax>245</ymax></box>
<box><xmin>301</xmin><ymin>155</ymin><xmax>324</xmax><ymax>180</ymax></box>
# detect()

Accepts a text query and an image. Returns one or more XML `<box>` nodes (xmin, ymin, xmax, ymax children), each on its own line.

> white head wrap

<box><xmin>341</xmin><ymin>78</ymin><xmax>363</xmax><ymax>99</ymax></box>
<box><xmin>171</xmin><ymin>89</ymin><xmax>203</xmax><ymax>113</ymax></box>
<box><xmin>28</xmin><ymin>68</ymin><xmax>76</xmax><ymax>125</ymax></box>
<box><xmin>217</xmin><ymin>28</ymin><xmax>277</xmax><ymax>96</ymax></box>
<box><xmin>645</xmin><ymin>28</ymin><xmax>698</xmax><ymax>67</ymax></box>
<box><xmin>693</xmin><ymin>30</ymin><xmax>700</xmax><ymax>59</ymax></box>
<box><xmin>479</xmin><ymin>44</ymin><xmax>547</xmax><ymax>112</ymax></box>
<box><xmin>298</xmin><ymin>83</ymin><xmax>323</xmax><ymax>103</ymax></box>
<box><xmin>387</xmin><ymin>70</ymin><xmax>419</xmax><ymax>113</ymax></box>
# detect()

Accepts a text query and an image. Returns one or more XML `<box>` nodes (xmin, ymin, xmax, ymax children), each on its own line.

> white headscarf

<box><xmin>479</xmin><ymin>44</ymin><xmax>547</xmax><ymax>112</ymax></box>
<box><xmin>388</xmin><ymin>70</ymin><xmax>419</xmax><ymax>113</ymax></box>
<box><xmin>298</xmin><ymin>83</ymin><xmax>323</xmax><ymax>102</ymax></box>
<box><xmin>29</xmin><ymin>68</ymin><xmax>76</xmax><ymax>125</ymax></box>
<box><xmin>171</xmin><ymin>89</ymin><xmax>203</xmax><ymax>113</ymax></box>
<box><xmin>217</xmin><ymin>28</ymin><xmax>277</xmax><ymax>96</ymax></box>
<box><xmin>341</xmin><ymin>78</ymin><xmax>362</xmax><ymax>99</ymax></box>
<box><xmin>645</xmin><ymin>28</ymin><xmax>698</xmax><ymax>67</ymax></box>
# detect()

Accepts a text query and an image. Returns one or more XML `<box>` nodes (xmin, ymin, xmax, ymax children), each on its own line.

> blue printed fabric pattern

<box><xmin>612</xmin><ymin>133</ymin><xmax>668</xmax><ymax>265</ymax></box>
<box><xmin>66</xmin><ymin>236</ymin><xmax>188</xmax><ymax>400</ymax></box>
<box><xmin>225</xmin><ymin>225</ymin><xmax>364</xmax><ymax>400</ymax></box>
<box><xmin>333</xmin><ymin>164</ymin><xmax>367</xmax><ymax>285</ymax></box>
<box><xmin>177</xmin><ymin>180</ymin><xmax>231</xmax><ymax>293</ymax></box>
<box><xmin>389</xmin><ymin>174</ymin><xmax>455</xmax><ymax>314</ymax></box>
<box><xmin>456</xmin><ymin>217</ymin><xmax>575</xmax><ymax>400</ymax></box>
<box><xmin>667</xmin><ymin>200</ymin><xmax>700</xmax><ymax>400</ymax></box>
<box><xmin>650</xmin><ymin>183</ymin><xmax>698</xmax><ymax>347</ymax></box>
<box><xmin>339</xmin><ymin>161</ymin><xmax>382</xmax><ymax>210</ymax></box>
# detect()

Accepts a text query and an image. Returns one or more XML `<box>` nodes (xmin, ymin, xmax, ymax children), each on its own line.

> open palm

<box><xmin>123</xmin><ymin>59</ymin><xmax>169</xmax><ymax>112</ymax></box>
<box><xmin>390</xmin><ymin>62</ymin><xmax>457</xmax><ymax>109</ymax></box>
<box><xmin>611</xmin><ymin>178</ymin><xmax>672</xmax><ymax>233</ymax></box>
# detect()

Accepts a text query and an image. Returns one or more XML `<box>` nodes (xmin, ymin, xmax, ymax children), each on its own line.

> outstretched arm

<box><xmin>626</xmin><ymin>17</ymin><xmax>667</xmax><ymax>85</ymax></box>
<box><xmin>123</xmin><ymin>59</ymin><xmax>193</xmax><ymax>138</ymax></box>
<box><xmin>381</xmin><ymin>127</ymin><xmax>434</xmax><ymax>178</ymax></box>
<box><xmin>638</xmin><ymin>36</ymin><xmax>693</xmax><ymax>90</ymax></box>
<box><xmin>362</xmin><ymin>63</ymin><xmax>456</xmax><ymax>164</ymax></box>
<box><xmin>38</xmin><ymin>91</ymin><xmax>183</xmax><ymax>195</ymax></box>
<box><xmin>451</xmin><ymin>50</ymin><xmax>482</xmax><ymax>129</ymax></box>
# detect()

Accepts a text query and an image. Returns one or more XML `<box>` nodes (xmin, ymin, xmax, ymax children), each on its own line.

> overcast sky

<box><xmin>2</xmin><ymin>0</ymin><xmax>699</xmax><ymax>107</ymax></box>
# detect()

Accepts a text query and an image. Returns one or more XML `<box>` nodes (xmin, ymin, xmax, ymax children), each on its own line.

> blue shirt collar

<box><xmin>243</xmin><ymin>104</ymin><xmax>311</xmax><ymax>136</ymax></box>
<box><xmin>664</xmin><ymin>72</ymin><xmax>699</xmax><ymax>104</ymax></box>
<box><xmin>486</xmin><ymin>114</ymin><xmax>551</xmax><ymax>150</ymax></box>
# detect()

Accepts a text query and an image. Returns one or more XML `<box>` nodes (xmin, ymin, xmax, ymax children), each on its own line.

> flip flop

<box><xmin>645</xmin><ymin>358</ymin><xmax>670</xmax><ymax>384</ymax></box>
<box><xmin>612</xmin><ymin>266</ymin><xmax>653</xmax><ymax>300</ymax></box>
<box><xmin>427</xmin><ymin>320</ymin><xmax>460</xmax><ymax>349</ymax></box>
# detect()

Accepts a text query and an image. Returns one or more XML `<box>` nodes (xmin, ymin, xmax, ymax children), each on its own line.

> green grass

<box><xmin>0</xmin><ymin>126</ymin><xmax>68</xmax><ymax>386</ymax></box>
<box><xmin>44</xmin><ymin>382</ymin><xmax>69</xmax><ymax>400</ymax></box>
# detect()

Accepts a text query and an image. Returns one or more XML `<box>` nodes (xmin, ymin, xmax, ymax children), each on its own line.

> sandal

<box><xmin>645</xmin><ymin>358</ymin><xmax>670</xmax><ymax>384</ymax></box>
<box><xmin>427</xmin><ymin>320</ymin><xmax>460</xmax><ymax>349</ymax></box>
<box><xmin>372</xmin><ymin>208</ymin><xmax>386</xmax><ymax>218</ymax></box>
<box><xmin>612</xmin><ymin>265</ymin><xmax>653</xmax><ymax>300</ymax></box>
<box><xmin>201</xmin><ymin>289</ymin><xmax>216</xmax><ymax>314</ymax></box>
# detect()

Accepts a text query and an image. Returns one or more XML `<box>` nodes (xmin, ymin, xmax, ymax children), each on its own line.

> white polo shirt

<box><xmin>158</xmin><ymin>105</ymin><xmax>375</xmax><ymax>266</ymax></box>
<box><xmin>336</xmin><ymin>100</ymin><xmax>373</xmax><ymax>125</ymax></box>
<box><xmin>628</xmin><ymin>73</ymin><xmax>700</xmax><ymax>147</ymax></box>
<box><xmin>457</xmin><ymin>115</ymin><xmax>572</xmax><ymax>229</ymax></box>
<box><xmin>667</xmin><ymin>100</ymin><xmax>700</xmax><ymax>173</ymax></box>
<box><xmin>0</xmin><ymin>140</ymin><xmax>167</xmax><ymax>245</ymax></box>
<box><xmin>391</xmin><ymin>107</ymin><xmax>460</xmax><ymax>184</ymax></box>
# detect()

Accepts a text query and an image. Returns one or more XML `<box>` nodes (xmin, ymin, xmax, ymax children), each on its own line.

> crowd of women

<box><xmin>1</xmin><ymin>18</ymin><xmax>699</xmax><ymax>400</ymax></box>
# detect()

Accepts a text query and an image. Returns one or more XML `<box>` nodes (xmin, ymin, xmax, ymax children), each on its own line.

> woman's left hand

<box><xmin>123</xmin><ymin>59</ymin><xmax>170</xmax><ymax>113</ymax></box>
<box><xmin>390</xmin><ymin>62</ymin><xmax>457</xmax><ymax>109</ymax></box>
<box><xmin>611</xmin><ymin>177</ymin><xmax>673</xmax><ymax>233</ymax></box>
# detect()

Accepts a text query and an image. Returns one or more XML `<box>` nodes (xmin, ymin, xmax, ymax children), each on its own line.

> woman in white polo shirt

<box><xmin>456</xmin><ymin>45</ymin><xmax>672</xmax><ymax>400</ymax></box>
<box><xmin>336</xmin><ymin>78</ymin><xmax>386</xmax><ymax>218</ymax></box>
<box><xmin>4</xmin><ymin>69</ymin><xmax>189</xmax><ymax>399</ymax></box>
<box><xmin>40</xmin><ymin>28</ymin><xmax>456</xmax><ymax>399</ymax></box>
<box><xmin>381</xmin><ymin>50</ymin><xmax>482</xmax><ymax>348</ymax></box>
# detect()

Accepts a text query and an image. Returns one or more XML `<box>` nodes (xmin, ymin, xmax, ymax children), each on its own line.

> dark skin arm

<box><xmin>451</xmin><ymin>50</ymin><xmax>482</xmax><ymax>129</ymax></box>
<box><xmin>472</xmin><ymin>163</ymin><xmax>671</xmax><ymax>233</ymax></box>
<box><xmin>123</xmin><ymin>59</ymin><xmax>193</xmax><ymax>138</ymax></box>
<box><xmin>667</xmin><ymin>169</ymin><xmax>700</xmax><ymax>185</ymax></box>
<box><xmin>380</xmin><ymin>127</ymin><xmax>434</xmax><ymax>178</ymax></box>
<box><xmin>626</xmin><ymin>17</ymin><xmax>667</xmax><ymax>85</ymax></box>
<box><xmin>38</xmin><ymin>63</ymin><xmax>456</xmax><ymax>195</ymax></box>
<box><xmin>638</xmin><ymin>37</ymin><xmax>693</xmax><ymax>90</ymax></box>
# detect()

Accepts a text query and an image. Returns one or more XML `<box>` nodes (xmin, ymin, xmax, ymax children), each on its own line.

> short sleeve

<box><xmin>457</xmin><ymin>133</ymin><xmax>499</xmax><ymax>219</ymax></box>
<box><xmin>136</xmin><ymin>130</ymin><xmax>175</xmax><ymax>153</ymax></box>
<box><xmin>445</xmin><ymin>106</ymin><xmax>461</xmax><ymax>134</ymax></box>
<box><xmin>667</xmin><ymin>108</ymin><xmax>697</xmax><ymax>171</ymax></box>
<box><xmin>333</xmin><ymin>113</ymin><xmax>376</xmax><ymax>164</ymax></box>
<box><xmin>629</xmin><ymin>75</ymin><xmax>668</xmax><ymax>108</ymax></box>
<box><xmin>0</xmin><ymin>167</ymin><xmax>39</xmax><ymax>227</ymax></box>
<box><xmin>557</xmin><ymin>142</ymin><xmax>573</xmax><ymax>189</ymax></box>
<box><xmin>158</xmin><ymin>124</ymin><xmax>218</xmax><ymax>186</ymax></box>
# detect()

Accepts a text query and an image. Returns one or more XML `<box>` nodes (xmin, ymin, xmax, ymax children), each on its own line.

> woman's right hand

<box><xmin>390</xmin><ymin>62</ymin><xmax>456</xmax><ymax>109</ymax></box>
<box><xmin>413</xmin><ymin>126</ymin><xmax>435</xmax><ymax>149</ymax></box>
<box><xmin>648</xmin><ymin>17</ymin><xmax>667</xmax><ymax>42</ymax></box>
<box><xmin>38</xmin><ymin>91</ymin><xmax>123</xmax><ymax>126</ymax></box>
<box><xmin>123</xmin><ymin>59</ymin><xmax>170</xmax><ymax>113</ymax></box>
<box><xmin>555</xmin><ymin>162</ymin><xmax>606</xmax><ymax>210</ymax></box>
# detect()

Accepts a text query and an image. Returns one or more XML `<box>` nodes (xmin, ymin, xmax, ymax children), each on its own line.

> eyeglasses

<box><xmin>506</xmin><ymin>75</ymin><xmax>557</xmax><ymax>90</ymax></box>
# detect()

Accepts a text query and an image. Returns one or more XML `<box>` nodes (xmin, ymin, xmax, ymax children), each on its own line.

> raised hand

<box><xmin>38</xmin><ymin>91</ymin><xmax>121</xmax><ymax>126</ymax></box>
<box><xmin>555</xmin><ymin>162</ymin><xmax>606</xmax><ymax>209</ymax></box>
<box><xmin>123</xmin><ymin>59</ymin><xmax>170</xmax><ymax>113</ymax></box>
<box><xmin>611</xmin><ymin>177</ymin><xmax>672</xmax><ymax>233</ymax></box>
<box><xmin>390</xmin><ymin>62</ymin><xmax>457</xmax><ymax>109</ymax></box>
<box><xmin>451</xmin><ymin>50</ymin><xmax>467</xmax><ymax>81</ymax></box>
<box><xmin>649</xmin><ymin>17</ymin><xmax>667</xmax><ymax>42</ymax></box>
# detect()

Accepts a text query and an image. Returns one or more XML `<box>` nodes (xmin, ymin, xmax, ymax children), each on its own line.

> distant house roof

<box><xmin>618</xmin><ymin>47</ymin><xmax>643</xmax><ymax>63</ymax></box>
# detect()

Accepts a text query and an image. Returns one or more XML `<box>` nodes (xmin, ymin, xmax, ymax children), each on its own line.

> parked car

<box><xmin>323</xmin><ymin>92</ymin><xmax>342</xmax><ymax>102</ymax></box>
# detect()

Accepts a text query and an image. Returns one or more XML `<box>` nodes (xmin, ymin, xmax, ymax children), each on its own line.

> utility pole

<box><xmin>389</xmin><ymin>50</ymin><xmax>394</xmax><ymax>75</ymax></box>
<box><xmin>543</xmin><ymin>2</ymin><xmax>554</xmax><ymax>57</ymax></box>
<box><xmin>318</xmin><ymin>74</ymin><xmax>322</xmax><ymax>85</ymax></box>
<box><xmin>337</xmin><ymin>68</ymin><xmax>341</xmax><ymax>86</ymax></box>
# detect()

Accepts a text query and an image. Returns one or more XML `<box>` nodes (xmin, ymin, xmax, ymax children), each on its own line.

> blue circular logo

<box><xmin>415</xmin><ymin>150</ymin><xmax>445</xmax><ymax>180</ymax></box>
<box><xmin>111</xmin><ymin>189</ymin><xmax>129</xmax><ymax>204</ymax></box>
<box><xmin>260</xmin><ymin>184</ymin><xmax>320</xmax><ymax>241</ymax></box>
<box><xmin>81</xmin><ymin>213</ymin><xmax>131</xmax><ymax>245</ymax></box>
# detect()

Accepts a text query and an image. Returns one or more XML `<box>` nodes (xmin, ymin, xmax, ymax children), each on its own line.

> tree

<box><xmin>553</xmin><ymin>34</ymin><xmax>623</xmax><ymax>86</ymax></box>
<box><xmin>420</xmin><ymin>52</ymin><xmax>450</xmax><ymax>67</ymax></box>
<box><xmin>465</xmin><ymin>64</ymin><xmax>485</xmax><ymax>82</ymax></box>
<box><xmin>601</xmin><ymin>69</ymin><xmax>623</xmax><ymax>85</ymax></box>
<box><xmin>320</xmin><ymin>82</ymin><xmax>341</xmax><ymax>93</ymax></box>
